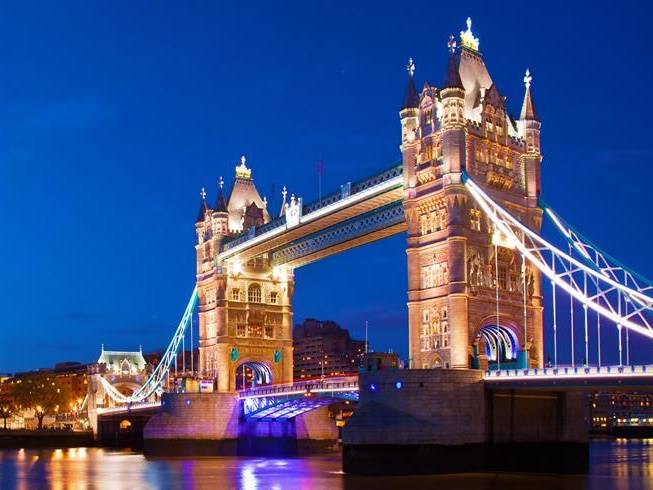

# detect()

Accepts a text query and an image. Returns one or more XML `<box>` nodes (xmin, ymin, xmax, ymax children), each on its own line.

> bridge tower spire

<box><xmin>400</xmin><ymin>57</ymin><xmax>420</xmax><ymax>195</ymax></box>
<box><xmin>403</xmin><ymin>19</ymin><xmax>544</xmax><ymax>371</ymax></box>
<box><xmin>519</xmin><ymin>68</ymin><xmax>542</xmax><ymax>202</ymax></box>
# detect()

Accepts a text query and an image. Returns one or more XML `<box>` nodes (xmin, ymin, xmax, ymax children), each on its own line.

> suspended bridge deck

<box><xmin>99</xmin><ymin>366</ymin><xmax>653</xmax><ymax>419</ymax></box>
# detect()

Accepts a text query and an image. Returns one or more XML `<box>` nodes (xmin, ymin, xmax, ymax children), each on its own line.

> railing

<box><xmin>485</xmin><ymin>364</ymin><xmax>653</xmax><ymax>381</ymax></box>
<box><xmin>95</xmin><ymin>400</ymin><xmax>161</xmax><ymax>415</ymax></box>
<box><xmin>221</xmin><ymin>163</ymin><xmax>403</xmax><ymax>254</ymax></box>
<box><xmin>239</xmin><ymin>376</ymin><xmax>359</xmax><ymax>399</ymax></box>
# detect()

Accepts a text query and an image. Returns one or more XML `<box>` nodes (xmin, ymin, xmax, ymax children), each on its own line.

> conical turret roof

<box><xmin>401</xmin><ymin>58</ymin><xmax>419</xmax><ymax>110</ymax></box>
<box><xmin>520</xmin><ymin>70</ymin><xmax>538</xmax><ymax>121</ymax></box>
<box><xmin>196</xmin><ymin>188</ymin><xmax>210</xmax><ymax>223</ymax></box>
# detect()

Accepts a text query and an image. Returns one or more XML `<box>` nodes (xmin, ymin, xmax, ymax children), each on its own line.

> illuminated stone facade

<box><xmin>195</xmin><ymin>157</ymin><xmax>294</xmax><ymax>392</ymax></box>
<box><xmin>401</xmin><ymin>19</ymin><xmax>543</xmax><ymax>370</ymax></box>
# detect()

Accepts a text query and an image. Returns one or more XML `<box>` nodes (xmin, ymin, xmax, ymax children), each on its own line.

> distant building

<box><xmin>293</xmin><ymin>319</ymin><xmax>365</xmax><ymax>379</ymax></box>
<box><xmin>591</xmin><ymin>392</ymin><xmax>653</xmax><ymax>432</ymax></box>
<box><xmin>95</xmin><ymin>347</ymin><xmax>148</xmax><ymax>375</ymax></box>
<box><xmin>362</xmin><ymin>351</ymin><xmax>400</xmax><ymax>371</ymax></box>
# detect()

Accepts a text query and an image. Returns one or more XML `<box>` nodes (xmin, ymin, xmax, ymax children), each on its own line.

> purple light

<box><xmin>185</xmin><ymin>399</ymin><xmax>191</xmax><ymax>406</ymax></box>
<box><xmin>369</xmin><ymin>383</ymin><xmax>377</xmax><ymax>392</ymax></box>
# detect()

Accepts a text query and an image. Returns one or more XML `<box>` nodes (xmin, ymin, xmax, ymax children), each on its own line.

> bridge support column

<box><xmin>143</xmin><ymin>392</ymin><xmax>240</xmax><ymax>455</ymax></box>
<box><xmin>342</xmin><ymin>369</ymin><xmax>589</xmax><ymax>475</ymax></box>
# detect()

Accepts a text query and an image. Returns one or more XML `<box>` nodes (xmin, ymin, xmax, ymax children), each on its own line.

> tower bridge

<box><xmin>91</xmin><ymin>18</ymin><xmax>653</xmax><ymax>473</ymax></box>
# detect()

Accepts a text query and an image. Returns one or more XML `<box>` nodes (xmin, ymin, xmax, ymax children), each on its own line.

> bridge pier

<box><xmin>342</xmin><ymin>369</ymin><xmax>589</xmax><ymax>475</ymax></box>
<box><xmin>143</xmin><ymin>392</ymin><xmax>338</xmax><ymax>456</ymax></box>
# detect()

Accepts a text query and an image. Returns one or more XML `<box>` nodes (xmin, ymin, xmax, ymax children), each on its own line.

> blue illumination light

<box><xmin>395</xmin><ymin>381</ymin><xmax>402</xmax><ymax>389</ymax></box>
<box><xmin>369</xmin><ymin>383</ymin><xmax>377</xmax><ymax>392</ymax></box>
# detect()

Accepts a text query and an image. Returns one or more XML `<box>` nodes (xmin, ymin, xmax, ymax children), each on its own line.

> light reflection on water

<box><xmin>1</xmin><ymin>440</ymin><xmax>653</xmax><ymax>489</ymax></box>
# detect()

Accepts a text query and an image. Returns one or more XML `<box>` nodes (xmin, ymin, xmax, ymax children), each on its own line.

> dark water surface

<box><xmin>1</xmin><ymin>439</ymin><xmax>653</xmax><ymax>489</ymax></box>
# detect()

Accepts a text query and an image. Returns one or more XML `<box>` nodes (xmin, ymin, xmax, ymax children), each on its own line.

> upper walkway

<box><xmin>216</xmin><ymin>164</ymin><xmax>404</xmax><ymax>267</ymax></box>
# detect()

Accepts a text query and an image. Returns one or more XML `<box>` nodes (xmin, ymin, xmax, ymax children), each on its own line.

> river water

<box><xmin>1</xmin><ymin>439</ymin><xmax>652</xmax><ymax>489</ymax></box>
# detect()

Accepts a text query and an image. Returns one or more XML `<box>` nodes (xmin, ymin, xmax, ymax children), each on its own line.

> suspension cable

<box><xmin>522</xmin><ymin>252</ymin><xmax>528</xmax><ymax>367</ymax></box>
<box><xmin>569</xmin><ymin>244</ymin><xmax>575</xmax><ymax>368</ymax></box>
<box><xmin>584</xmin><ymin>271</ymin><xmax>589</xmax><ymax>366</ymax></box>
<box><xmin>494</xmin><ymin>240</ymin><xmax>501</xmax><ymax>370</ymax></box>
<box><xmin>552</xmin><ymin>256</ymin><xmax>558</xmax><ymax>368</ymax></box>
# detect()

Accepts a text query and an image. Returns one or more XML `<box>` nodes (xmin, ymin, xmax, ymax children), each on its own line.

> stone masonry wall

<box><xmin>144</xmin><ymin>393</ymin><xmax>240</xmax><ymax>440</ymax></box>
<box><xmin>343</xmin><ymin>369</ymin><xmax>486</xmax><ymax>446</ymax></box>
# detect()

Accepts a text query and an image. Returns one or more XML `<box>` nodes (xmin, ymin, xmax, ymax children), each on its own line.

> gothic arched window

<box><xmin>248</xmin><ymin>284</ymin><xmax>262</xmax><ymax>303</ymax></box>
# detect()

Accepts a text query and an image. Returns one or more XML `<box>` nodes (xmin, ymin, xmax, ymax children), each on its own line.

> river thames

<box><xmin>1</xmin><ymin>438</ymin><xmax>652</xmax><ymax>489</ymax></box>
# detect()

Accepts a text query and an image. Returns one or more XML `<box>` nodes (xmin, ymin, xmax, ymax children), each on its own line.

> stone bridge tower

<box><xmin>402</xmin><ymin>19</ymin><xmax>543</xmax><ymax>370</ymax></box>
<box><xmin>195</xmin><ymin>157</ymin><xmax>294</xmax><ymax>392</ymax></box>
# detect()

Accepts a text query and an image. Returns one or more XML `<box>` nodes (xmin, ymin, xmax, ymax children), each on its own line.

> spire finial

<box><xmin>235</xmin><ymin>155</ymin><xmax>252</xmax><ymax>179</ymax></box>
<box><xmin>460</xmin><ymin>17</ymin><xmax>480</xmax><ymax>51</ymax></box>
<box><xmin>263</xmin><ymin>196</ymin><xmax>268</xmax><ymax>208</ymax></box>
<box><xmin>407</xmin><ymin>57</ymin><xmax>415</xmax><ymax>77</ymax></box>
<box><xmin>448</xmin><ymin>34</ymin><xmax>457</xmax><ymax>54</ymax></box>
<box><xmin>200</xmin><ymin>187</ymin><xmax>206</xmax><ymax>200</ymax></box>
<box><xmin>218</xmin><ymin>176</ymin><xmax>224</xmax><ymax>190</ymax></box>
<box><xmin>524</xmin><ymin>68</ymin><xmax>532</xmax><ymax>89</ymax></box>
<box><xmin>282</xmin><ymin>185</ymin><xmax>287</xmax><ymax>200</ymax></box>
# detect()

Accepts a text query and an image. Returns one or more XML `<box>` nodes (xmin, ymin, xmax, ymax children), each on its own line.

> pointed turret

<box><xmin>518</xmin><ymin>69</ymin><xmax>542</xmax><ymax>201</ymax></box>
<box><xmin>444</xmin><ymin>36</ymin><xmax>463</xmax><ymax>89</ymax></box>
<box><xmin>401</xmin><ymin>58</ymin><xmax>419</xmax><ymax>110</ymax></box>
<box><xmin>214</xmin><ymin>176</ymin><xmax>227</xmax><ymax>212</ymax></box>
<box><xmin>440</xmin><ymin>35</ymin><xmax>466</xmax><ymax>133</ymax></box>
<box><xmin>399</xmin><ymin>58</ymin><xmax>420</xmax><ymax>193</ymax></box>
<box><xmin>196</xmin><ymin>187</ymin><xmax>210</xmax><ymax>223</ymax></box>
<box><xmin>520</xmin><ymin>69</ymin><xmax>538</xmax><ymax>121</ymax></box>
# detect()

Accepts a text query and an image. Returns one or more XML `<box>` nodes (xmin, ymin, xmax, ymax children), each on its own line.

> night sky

<box><xmin>2</xmin><ymin>1</ymin><xmax>652</xmax><ymax>373</ymax></box>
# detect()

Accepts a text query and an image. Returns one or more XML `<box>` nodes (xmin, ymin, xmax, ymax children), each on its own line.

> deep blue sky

<box><xmin>2</xmin><ymin>1</ymin><xmax>652</xmax><ymax>372</ymax></box>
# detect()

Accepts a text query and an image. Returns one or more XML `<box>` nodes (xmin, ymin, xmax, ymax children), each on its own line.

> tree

<box><xmin>0</xmin><ymin>386</ymin><xmax>17</xmax><ymax>429</ymax></box>
<box><xmin>13</xmin><ymin>374</ymin><xmax>70</xmax><ymax>429</ymax></box>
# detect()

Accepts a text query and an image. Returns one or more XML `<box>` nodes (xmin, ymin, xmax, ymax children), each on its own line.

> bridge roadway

<box><xmin>100</xmin><ymin>365</ymin><xmax>653</xmax><ymax>418</ymax></box>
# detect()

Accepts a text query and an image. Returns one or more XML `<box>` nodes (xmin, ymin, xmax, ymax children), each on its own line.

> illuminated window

<box><xmin>424</xmin><ymin>143</ymin><xmax>434</xmax><ymax>161</ymax></box>
<box><xmin>248</xmin><ymin>284</ymin><xmax>262</xmax><ymax>303</ymax></box>
<box><xmin>231</xmin><ymin>288</ymin><xmax>241</xmax><ymax>301</ymax></box>
<box><xmin>119</xmin><ymin>420</ymin><xmax>132</xmax><ymax>431</ymax></box>
<box><xmin>237</xmin><ymin>324</ymin><xmax>246</xmax><ymax>337</ymax></box>
<box><xmin>205</xmin><ymin>288</ymin><xmax>217</xmax><ymax>305</ymax></box>
<box><xmin>469</xmin><ymin>209</ymin><xmax>481</xmax><ymax>231</ymax></box>
<box><xmin>498</xmin><ymin>266</ymin><xmax>507</xmax><ymax>290</ymax></box>
<box><xmin>264</xmin><ymin>326</ymin><xmax>274</xmax><ymax>338</ymax></box>
<box><xmin>248</xmin><ymin>324</ymin><xmax>263</xmax><ymax>338</ymax></box>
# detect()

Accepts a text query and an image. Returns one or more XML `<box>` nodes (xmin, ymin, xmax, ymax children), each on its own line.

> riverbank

<box><xmin>0</xmin><ymin>430</ymin><xmax>95</xmax><ymax>448</ymax></box>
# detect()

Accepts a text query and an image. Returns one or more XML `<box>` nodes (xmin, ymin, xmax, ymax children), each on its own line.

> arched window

<box><xmin>248</xmin><ymin>284</ymin><xmax>261</xmax><ymax>303</ymax></box>
<box><xmin>120</xmin><ymin>359</ymin><xmax>131</xmax><ymax>374</ymax></box>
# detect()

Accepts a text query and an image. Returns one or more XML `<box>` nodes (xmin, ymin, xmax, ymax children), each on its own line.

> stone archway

<box><xmin>473</xmin><ymin>318</ymin><xmax>522</xmax><ymax>370</ymax></box>
<box><xmin>234</xmin><ymin>360</ymin><xmax>273</xmax><ymax>390</ymax></box>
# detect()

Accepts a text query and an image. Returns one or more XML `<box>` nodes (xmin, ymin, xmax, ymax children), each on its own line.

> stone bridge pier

<box><xmin>143</xmin><ymin>392</ymin><xmax>339</xmax><ymax>456</ymax></box>
<box><xmin>342</xmin><ymin>368</ymin><xmax>589</xmax><ymax>475</ymax></box>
